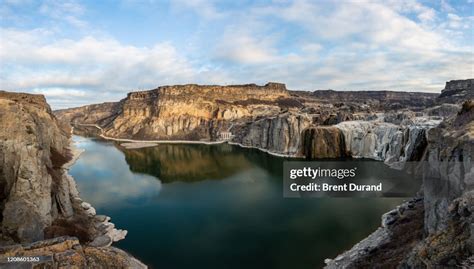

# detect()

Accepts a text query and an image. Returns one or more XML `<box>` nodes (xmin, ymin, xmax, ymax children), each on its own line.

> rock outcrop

<box><xmin>0</xmin><ymin>91</ymin><xmax>72</xmax><ymax>242</ymax></box>
<box><xmin>55</xmin><ymin>102</ymin><xmax>122</xmax><ymax>127</ymax></box>
<box><xmin>299</xmin><ymin>114</ymin><xmax>442</xmax><ymax>169</ymax></box>
<box><xmin>231</xmin><ymin>112</ymin><xmax>312</xmax><ymax>155</ymax></box>
<box><xmin>0</xmin><ymin>91</ymin><xmax>145</xmax><ymax>268</ymax></box>
<box><xmin>406</xmin><ymin>99</ymin><xmax>474</xmax><ymax>267</ymax></box>
<box><xmin>55</xmin><ymin>83</ymin><xmax>294</xmax><ymax>142</ymax></box>
<box><xmin>325</xmin><ymin>100</ymin><xmax>474</xmax><ymax>268</ymax></box>
<box><xmin>301</xmin><ymin>127</ymin><xmax>346</xmax><ymax>159</ymax></box>
<box><xmin>55</xmin><ymin>82</ymin><xmax>448</xmax><ymax>157</ymax></box>
<box><xmin>325</xmin><ymin>198</ymin><xmax>425</xmax><ymax>268</ymax></box>
<box><xmin>335</xmin><ymin>118</ymin><xmax>440</xmax><ymax>168</ymax></box>
<box><xmin>0</xmin><ymin>236</ymin><xmax>145</xmax><ymax>268</ymax></box>
<box><xmin>438</xmin><ymin>79</ymin><xmax>474</xmax><ymax>104</ymax></box>
<box><xmin>293</xmin><ymin>89</ymin><xmax>437</xmax><ymax>110</ymax></box>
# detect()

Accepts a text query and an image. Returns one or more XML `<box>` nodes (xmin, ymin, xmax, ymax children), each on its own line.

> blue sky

<box><xmin>0</xmin><ymin>0</ymin><xmax>473</xmax><ymax>109</ymax></box>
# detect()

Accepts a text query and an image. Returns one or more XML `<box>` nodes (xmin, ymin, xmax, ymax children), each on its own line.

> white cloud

<box><xmin>209</xmin><ymin>0</ymin><xmax>472</xmax><ymax>91</ymax></box>
<box><xmin>214</xmin><ymin>32</ymin><xmax>277</xmax><ymax>64</ymax></box>
<box><xmin>0</xmin><ymin>0</ymin><xmax>472</xmax><ymax>109</ymax></box>
<box><xmin>32</xmin><ymin>88</ymin><xmax>87</xmax><ymax>97</ymax></box>
<box><xmin>0</xmin><ymin>28</ymin><xmax>212</xmax><ymax>107</ymax></box>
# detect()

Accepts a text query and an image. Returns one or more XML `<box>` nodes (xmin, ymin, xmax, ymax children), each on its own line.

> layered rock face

<box><xmin>326</xmin><ymin>100</ymin><xmax>474</xmax><ymax>268</ymax></box>
<box><xmin>55</xmin><ymin>82</ymin><xmax>451</xmax><ymax>157</ymax></box>
<box><xmin>0</xmin><ymin>91</ymin><xmax>72</xmax><ymax>242</ymax></box>
<box><xmin>56</xmin><ymin>83</ymin><xmax>292</xmax><ymax>141</ymax></box>
<box><xmin>293</xmin><ymin>89</ymin><xmax>437</xmax><ymax>110</ymax></box>
<box><xmin>438</xmin><ymin>79</ymin><xmax>474</xmax><ymax>103</ymax></box>
<box><xmin>408</xmin><ymin>100</ymin><xmax>474</xmax><ymax>266</ymax></box>
<box><xmin>55</xmin><ymin>102</ymin><xmax>122</xmax><ymax>127</ymax></box>
<box><xmin>336</xmin><ymin>118</ymin><xmax>439</xmax><ymax>168</ymax></box>
<box><xmin>0</xmin><ymin>91</ymin><xmax>145</xmax><ymax>268</ymax></box>
<box><xmin>299</xmin><ymin>115</ymin><xmax>441</xmax><ymax>170</ymax></box>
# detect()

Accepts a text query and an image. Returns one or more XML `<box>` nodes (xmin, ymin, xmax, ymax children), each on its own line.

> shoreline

<box><xmin>74</xmin><ymin>123</ymin><xmax>302</xmax><ymax>158</ymax></box>
<box><xmin>64</xmin><ymin>129</ymin><xmax>129</xmax><ymax>247</ymax></box>
<box><xmin>64</xmin><ymin>127</ymin><xmax>85</xmax><ymax>169</ymax></box>
<box><xmin>227</xmin><ymin>141</ymin><xmax>303</xmax><ymax>158</ymax></box>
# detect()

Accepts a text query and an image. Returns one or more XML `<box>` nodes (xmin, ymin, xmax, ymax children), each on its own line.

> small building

<box><xmin>219</xmin><ymin>131</ymin><xmax>233</xmax><ymax>140</ymax></box>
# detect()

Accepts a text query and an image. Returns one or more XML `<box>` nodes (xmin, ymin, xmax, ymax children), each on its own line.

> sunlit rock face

<box><xmin>56</xmin><ymin>82</ymin><xmax>296</xmax><ymax>141</ymax></box>
<box><xmin>0</xmin><ymin>91</ymin><xmax>145</xmax><ymax>268</ymax></box>
<box><xmin>0</xmin><ymin>91</ymin><xmax>72</xmax><ymax>242</ymax></box>
<box><xmin>55</xmin><ymin>102</ymin><xmax>122</xmax><ymax>126</ymax></box>
<box><xmin>115</xmin><ymin>83</ymin><xmax>290</xmax><ymax>140</ymax></box>
<box><xmin>55</xmin><ymin>82</ymin><xmax>454</xmax><ymax>157</ymax></box>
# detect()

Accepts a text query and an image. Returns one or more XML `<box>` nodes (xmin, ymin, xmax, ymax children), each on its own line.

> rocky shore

<box><xmin>54</xmin><ymin>79</ymin><xmax>473</xmax><ymax>267</ymax></box>
<box><xmin>0</xmin><ymin>91</ymin><xmax>146</xmax><ymax>268</ymax></box>
<box><xmin>326</xmin><ymin>99</ymin><xmax>473</xmax><ymax>267</ymax></box>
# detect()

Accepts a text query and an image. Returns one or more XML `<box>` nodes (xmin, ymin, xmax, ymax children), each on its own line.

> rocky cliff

<box><xmin>438</xmin><ymin>79</ymin><xmax>474</xmax><ymax>103</ymax></box>
<box><xmin>0</xmin><ymin>91</ymin><xmax>146</xmax><ymax>268</ymax></box>
<box><xmin>56</xmin><ymin>82</ymin><xmax>444</xmax><ymax>156</ymax></box>
<box><xmin>293</xmin><ymin>89</ymin><xmax>438</xmax><ymax>110</ymax></box>
<box><xmin>56</xmin><ymin>82</ymin><xmax>294</xmax><ymax>142</ymax></box>
<box><xmin>0</xmin><ymin>91</ymin><xmax>72</xmax><ymax>242</ymax></box>
<box><xmin>299</xmin><ymin>114</ymin><xmax>443</xmax><ymax>170</ymax></box>
<box><xmin>409</xmin><ymin>99</ymin><xmax>473</xmax><ymax>266</ymax></box>
<box><xmin>301</xmin><ymin>127</ymin><xmax>346</xmax><ymax>159</ymax></box>
<box><xmin>231</xmin><ymin>112</ymin><xmax>313</xmax><ymax>156</ymax></box>
<box><xmin>325</xmin><ymin>100</ymin><xmax>473</xmax><ymax>268</ymax></box>
<box><xmin>53</xmin><ymin>80</ymin><xmax>471</xmax><ymax>166</ymax></box>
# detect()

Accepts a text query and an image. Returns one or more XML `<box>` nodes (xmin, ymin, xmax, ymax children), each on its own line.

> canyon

<box><xmin>0</xmin><ymin>78</ymin><xmax>472</xmax><ymax>268</ymax></box>
<box><xmin>54</xmin><ymin>78</ymin><xmax>473</xmax><ymax>267</ymax></box>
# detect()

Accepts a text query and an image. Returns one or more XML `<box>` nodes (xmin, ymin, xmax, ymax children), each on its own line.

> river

<box><xmin>69</xmin><ymin>135</ymin><xmax>407</xmax><ymax>269</ymax></box>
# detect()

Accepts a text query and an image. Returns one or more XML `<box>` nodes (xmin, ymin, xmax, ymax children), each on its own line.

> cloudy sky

<box><xmin>0</xmin><ymin>0</ymin><xmax>473</xmax><ymax>109</ymax></box>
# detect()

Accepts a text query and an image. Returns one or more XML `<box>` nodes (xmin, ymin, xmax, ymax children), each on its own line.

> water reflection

<box><xmin>121</xmin><ymin>143</ymin><xmax>253</xmax><ymax>183</ymax></box>
<box><xmin>70</xmin><ymin>136</ymin><xmax>162</xmax><ymax>208</ymax></box>
<box><xmin>70</xmin><ymin>136</ymin><xmax>404</xmax><ymax>269</ymax></box>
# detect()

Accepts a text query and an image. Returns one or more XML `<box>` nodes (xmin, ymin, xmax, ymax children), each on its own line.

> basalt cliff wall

<box><xmin>325</xmin><ymin>100</ymin><xmax>474</xmax><ymax>268</ymax></box>
<box><xmin>56</xmin><ymin>82</ymin><xmax>321</xmax><ymax>156</ymax></box>
<box><xmin>299</xmin><ymin>112</ymin><xmax>444</xmax><ymax>171</ymax></box>
<box><xmin>438</xmin><ymin>79</ymin><xmax>474</xmax><ymax>103</ymax></box>
<box><xmin>0</xmin><ymin>91</ymin><xmax>146</xmax><ymax>268</ymax></box>
<box><xmin>56</xmin><ymin>82</ymin><xmax>444</xmax><ymax>156</ymax></box>
<box><xmin>56</xmin><ymin>82</ymin><xmax>293</xmax><ymax>141</ymax></box>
